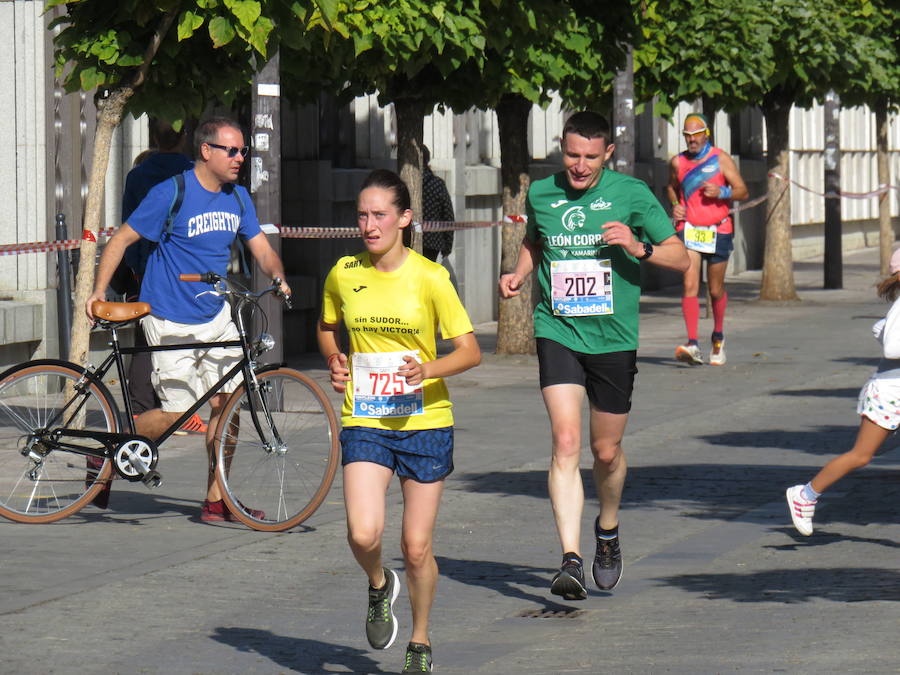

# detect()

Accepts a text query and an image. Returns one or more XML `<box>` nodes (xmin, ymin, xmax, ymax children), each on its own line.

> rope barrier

<box><xmin>767</xmin><ymin>172</ymin><xmax>898</xmax><ymax>200</ymax></box>
<box><xmin>1</xmin><ymin>178</ymin><xmax>896</xmax><ymax>257</ymax></box>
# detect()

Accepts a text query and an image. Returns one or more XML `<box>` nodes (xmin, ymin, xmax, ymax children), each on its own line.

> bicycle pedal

<box><xmin>141</xmin><ymin>470</ymin><xmax>162</xmax><ymax>488</ymax></box>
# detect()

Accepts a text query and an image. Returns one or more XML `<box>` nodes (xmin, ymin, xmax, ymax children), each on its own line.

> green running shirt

<box><xmin>525</xmin><ymin>169</ymin><xmax>675</xmax><ymax>354</ymax></box>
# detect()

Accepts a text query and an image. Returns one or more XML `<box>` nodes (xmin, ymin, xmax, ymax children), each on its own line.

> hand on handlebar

<box><xmin>272</xmin><ymin>277</ymin><xmax>293</xmax><ymax>308</ymax></box>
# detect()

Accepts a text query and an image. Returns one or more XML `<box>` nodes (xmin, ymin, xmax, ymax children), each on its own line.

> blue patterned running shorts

<box><xmin>340</xmin><ymin>426</ymin><xmax>454</xmax><ymax>483</ymax></box>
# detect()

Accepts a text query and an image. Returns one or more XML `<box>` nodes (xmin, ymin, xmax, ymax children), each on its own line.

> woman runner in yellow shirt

<box><xmin>318</xmin><ymin>169</ymin><xmax>480</xmax><ymax>673</ymax></box>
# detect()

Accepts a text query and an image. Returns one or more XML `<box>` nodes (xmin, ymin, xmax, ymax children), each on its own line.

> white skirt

<box><xmin>857</xmin><ymin>374</ymin><xmax>900</xmax><ymax>430</ymax></box>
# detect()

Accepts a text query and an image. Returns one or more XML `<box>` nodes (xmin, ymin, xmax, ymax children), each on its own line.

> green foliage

<box><xmin>478</xmin><ymin>1</ymin><xmax>634</xmax><ymax>111</ymax></box>
<box><xmin>49</xmin><ymin>0</ymin><xmax>334</xmax><ymax>126</ymax></box>
<box><xmin>634</xmin><ymin>0</ymin><xmax>900</xmax><ymax>115</ymax></box>
<box><xmin>280</xmin><ymin>0</ymin><xmax>635</xmax><ymax>113</ymax></box>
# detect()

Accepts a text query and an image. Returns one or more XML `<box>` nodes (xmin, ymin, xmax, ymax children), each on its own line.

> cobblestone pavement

<box><xmin>2</xmin><ymin>248</ymin><xmax>899</xmax><ymax>674</ymax></box>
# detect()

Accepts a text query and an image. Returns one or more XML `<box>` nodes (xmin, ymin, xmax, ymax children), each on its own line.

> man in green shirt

<box><xmin>499</xmin><ymin>112</ymin><xmax>689</xmax><ymax>600</ymax></box>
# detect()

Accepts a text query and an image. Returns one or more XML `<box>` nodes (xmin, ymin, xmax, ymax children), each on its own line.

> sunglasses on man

<box><xmin>682</xmin><ymin>128</ymin><xmax>708</xmax><ymax>139</ymax></box>
<box><xmin>206</xmin><ymin>142</ymin><xmax>250</xmax><ymax>158</ymax></box>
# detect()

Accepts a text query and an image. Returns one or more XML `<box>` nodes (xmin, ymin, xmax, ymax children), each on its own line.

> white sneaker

<box><xmin>786</xmin><ymin>485</ymin><xmax>816</xmax><ymax>536</ymax></box>
<box><xmin>710</xmin><ymin>337</ymin><xmax>726</xmax><ymax>366</ymax></box>
<box><xmin>675</xmin><ymin>343</ymin><xmax>703</xmax><ymax>365</ymax></box>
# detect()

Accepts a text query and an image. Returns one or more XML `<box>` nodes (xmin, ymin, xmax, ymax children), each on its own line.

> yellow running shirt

<box><xmin>321</xmin><ymin>249</ymin><xmax>474</xmax><ymax>430</ymax></box>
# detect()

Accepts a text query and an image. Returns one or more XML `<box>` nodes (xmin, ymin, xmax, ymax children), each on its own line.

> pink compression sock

<box><xmin>681</xmin><ymin>296</ymin><xmax>699</xmax><ymax>342</ymax></box>
<box><xmin>712</xmin><ymin>292</ymin><xmax>728</xmax><ymax>334</ymax></box>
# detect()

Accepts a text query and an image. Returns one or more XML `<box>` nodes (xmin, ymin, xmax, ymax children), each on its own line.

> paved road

<box><xmin>2</xmin><ymin>248</ymin><xmax>899</xmax><ymax>674</ymax></box>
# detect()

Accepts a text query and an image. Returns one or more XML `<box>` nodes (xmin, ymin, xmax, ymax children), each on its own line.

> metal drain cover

<box><xmin>515</xmin><ymin>608</ymin><xmax>586</xmax><ymax>619</ymax></box>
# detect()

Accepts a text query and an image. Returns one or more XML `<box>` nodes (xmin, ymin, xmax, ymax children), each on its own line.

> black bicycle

<box><xmin>0</xmin><ymin>273</ymin><xmax>339</xmax><ymax>531</ymax></box>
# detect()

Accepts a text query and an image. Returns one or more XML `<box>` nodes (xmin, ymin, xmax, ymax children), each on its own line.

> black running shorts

<box><xmin>536</xmin><ymin>338</ymin><xmax>637</xmax><ymax>414</ymax></box>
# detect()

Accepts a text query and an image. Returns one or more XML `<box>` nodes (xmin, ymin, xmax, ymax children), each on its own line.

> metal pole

<box><xmin>823</xmin><ymin>91</ymin><xmax>842</xmax><ymax>289</ymax></box>
<box><xmin>612</xmin><ymin>46</ymin><xmax>635</xmax><ymax>176</ymax></box>
<box><xmin>250</xmin><ymin>51</ymin><xmax>283</xmax><ymax>366</ymax></box>
<box><xmin>55</xmin><ymin>213</ymin><xmax>73</xmax><ymax>359</ymax></box>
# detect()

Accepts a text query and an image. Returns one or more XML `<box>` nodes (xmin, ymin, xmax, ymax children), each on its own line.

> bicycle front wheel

<box><xmin>0</xmin><ymin>360</ymin><xmax>119</xmax><ymax>523</ymax></box>
<box><xmin>214</xmin><ymin>367</ymin><xmax>339</xmax><ymax>531</ymax></box>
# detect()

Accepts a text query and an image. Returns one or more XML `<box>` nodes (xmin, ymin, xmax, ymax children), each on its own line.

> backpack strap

<box><xmin>164</xmin><ymin>173</ymin><xmax>186</xmax><ymax>237</ymax></box>
<box><xmin>230</xmin><ymin>186</ymin><xmax>250</xmax><ymax>275</ymax></box>
<box><xmin>232</xmin><ymin>185</ymin><xmax>246</xmax><ymax>218</ymax></box>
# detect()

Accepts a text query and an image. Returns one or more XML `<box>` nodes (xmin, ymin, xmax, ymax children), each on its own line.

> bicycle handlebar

<box><xmin>179</xmin><ymin>272</ymin><xmax>292</xmax><ymax>309</ymax></box>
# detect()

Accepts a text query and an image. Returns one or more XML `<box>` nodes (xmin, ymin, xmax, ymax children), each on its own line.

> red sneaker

<box><xmin>201</xmin><ymin>499</ymin><xmax>265</xmax><ymax>523</ymax></box>
<box><xmin>86</xmin><ymin>456</ymin><xmax>111</xmax><ymax>509</ymax></box>
<box><xmin>174</xmin><ymin>412</ymin><xmax>208</xmax><ymax>436</ymax></box>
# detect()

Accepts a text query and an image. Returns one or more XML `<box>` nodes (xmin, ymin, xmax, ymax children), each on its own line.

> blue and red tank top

<box><xmin>674</xmin><ymin>146</ymin><xmax>733</xmax><ymax>234</ymax></box>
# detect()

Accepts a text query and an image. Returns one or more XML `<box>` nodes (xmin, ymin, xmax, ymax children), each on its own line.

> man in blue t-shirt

<box><xmin>87</xmin><ymin>117</ymin><xmax>291</xmax><ymax>523</ymax></box>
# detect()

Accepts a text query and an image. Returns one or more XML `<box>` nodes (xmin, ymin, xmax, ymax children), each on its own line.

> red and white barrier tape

<box><xmin>768</xmin><ymin>172</ymin><xmax>897</xmax><ymax>199</ymax></box>
<box><xmin>0</xmin><ymin>239</ymin><xmax>81</xmax><ymax>256</ymax></box>
<box><xmin>4</xmin><ymin>174</ymin><xmax>899</xmax><ymax>258</ymax></box>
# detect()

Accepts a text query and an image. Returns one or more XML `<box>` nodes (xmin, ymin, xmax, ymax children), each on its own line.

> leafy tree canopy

<box><xmin>281</xmin><ymin>0</ymin><xmax>489</xmax><ymax>110</ymax></box>
<box><xmin>634</xmin><ymin>0</ymin><xmax>899</xmax><ymax>116</ymax></box>
<box><xmin>48</xmin><ymin>0</ymin><xmax>337</xmax><ymax>126</ymax></box>
<box><xmin>478</xmin><ymin>0</ymin><xmax>636</xmax><ymax>112</ymax></box>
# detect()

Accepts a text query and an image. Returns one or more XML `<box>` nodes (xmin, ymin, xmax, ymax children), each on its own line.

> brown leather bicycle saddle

<box><xmin>92</xmin><ymin>301</ymin><xmax>152</xmax><ymax>322</ymax></box>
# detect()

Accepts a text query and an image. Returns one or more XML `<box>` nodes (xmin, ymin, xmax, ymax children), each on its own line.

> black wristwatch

<box><xmin>636</xmin><ymin>242</ymin><xmax>653</xmax><ymax>260</ymax></box>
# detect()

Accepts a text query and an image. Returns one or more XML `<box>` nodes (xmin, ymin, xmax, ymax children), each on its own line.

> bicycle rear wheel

<box><xmin>0</xmin><ymin>360</ymin><xmax>119</xmax><ymax>523</ymax></box>
<box><xmin>214</xmin><ymin>367</ymin><xmax>339</xmax><ymax>531</ymax></box>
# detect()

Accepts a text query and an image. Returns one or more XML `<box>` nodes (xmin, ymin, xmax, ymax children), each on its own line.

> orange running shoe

<box><xmin>174</xmin><ymin>412</ymin><xmax>208</xmax><ymax>436</ymax></box>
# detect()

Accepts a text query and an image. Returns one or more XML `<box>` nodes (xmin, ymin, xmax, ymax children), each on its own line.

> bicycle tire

<box><xmin>0</xmin><ymin>360</ymin><xmax>119</xmax><ymax>523</ymax></box>
<box><xmin>214</xmin><ymin>367</ymin><xmax>339</xmax><ymax>531</ymax></box>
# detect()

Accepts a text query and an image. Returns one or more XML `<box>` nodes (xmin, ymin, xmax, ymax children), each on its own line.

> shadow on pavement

<box><xmin>771</xmin><ymin>387</ymin><xmax>859</xmax><ymax>399</ymax></box>
<box><xmin>72</xmin><ymin>492</ymin><xmax>315</xmax><ymax>532</ymax></box>
<box><xmin>766</xmin><ymin>529</ymin><xmax>900</xmax><ymax>552</ymax></box>
<box><xmin>210</xmin><ymin>627</ymin><xmax>387</xmax><ymax>673</ymax></box>
<box><xmin>697</xmin><ymin>425</ymin><xmax>858</xmax><ymax>454</ymax></box>
<box><xmin>435</xmin><ymin>555</ymin><xmax>582</xmax><ymax>612</ymax></box>
<box><xmin>454</xmin><ymin>465</ymin><xmax>900</xmax><ymax>526</ymax></box>
<box><xmin>831</xmin><ymin>356</ymin><xmax>880</xmax><ymax>367</ymax></box>
<box><xmin>657</xmin><ymin>567</ymin><xmax>900</xmax><ymax>603</ymax></box>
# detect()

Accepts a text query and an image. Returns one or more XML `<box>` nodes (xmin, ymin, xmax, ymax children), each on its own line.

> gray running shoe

<box><xmin>366</xmin><ymin>568</ymin><xmax>399</xmax><ymax>650</ymax></box>
<box><xmin>592</xmin><ymin>518</ymin><xmax>623</xmax><ymax>590</ymax></box>
<box><xmin>401</xmin><ymin>642</ymin><xmax>433</xmax><ymax>673</ymax></box>
<box><xmin>550</xmin><ymin>553</ymin><xmax>587</xmax><ymax>601</ymax></box>
<box><xmin>675</xmin><ymin>343</ymin><xmax>703</xmax><ymax>365</ymax></box>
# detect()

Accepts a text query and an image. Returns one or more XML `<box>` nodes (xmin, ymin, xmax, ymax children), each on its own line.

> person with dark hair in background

<box><xmin>120</xmin><ymin>119</ymin><xmax>202</xmax><ymax>433</ymax></box>
<box><xmin>318</xmin><ymin>168</ymin><xmax>480</xmax><ymax>672</ymax></box>
<box><xmin>421</xmin><ymin>146</ymin><xmax>455</xmax><ymax>263</ymax></box>
<box><xmin>89</xmin><ymin>120</ymin><xmax>196</xmax><ymax>510</ymax></box>
<box><xmin>500</xmin><ymin>111</ymin><xmax>689</xmax><ymax>601</ymax></box>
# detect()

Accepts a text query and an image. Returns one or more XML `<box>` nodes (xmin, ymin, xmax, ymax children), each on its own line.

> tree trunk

<box><xmin>67</xmin><ymin>9</ymin><xmax>176</xmax><ymax>367</ymax></box>
<box><xmin>759</xmin><ymin>92</ymin><xmax>799</xmax><ymax>301</ymax></box>
<box><xmin>496</xmin><ymin>94</ymin><xmax>535</xmax><ymax>355</ymax></box>
<box><xmin>394</xmin><ymin>97</ymin><xmax>425</xmax><ymax>254</ymax></box>
<box><xmin>877</xmin><ymin>100</ymin><xmax>892</xmax><ymax>276</ymax></box>
<box><xmin>68</xmin><ymin>88</ymin><xmax>132</xmax><ymax>367</ymax></box>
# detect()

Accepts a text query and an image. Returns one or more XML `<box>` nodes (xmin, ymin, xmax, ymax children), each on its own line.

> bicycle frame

<box><xmin>62</xmin><ymin>281</ymin><xmax>286</xmax><ymax>461</ymax></box>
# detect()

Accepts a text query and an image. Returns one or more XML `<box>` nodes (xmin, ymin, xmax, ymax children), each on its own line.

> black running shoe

<box><xmin>592</xmin><ymin>517</ymin><xmax>623</xmax><ymax>590</ymax></box>
<box><xmin>366</xmin><ymin>568</ymin><xmax>399</xmax><ymax>650</ymax></box>
<box><xmin>550</xmin><ymin>552</ymin><xmax>587</xmax><ymax>600</ymax></box>
<box><xmin>401</xmin><ymin>642</ymin><xmax>433</xmax><ymax>672</ymax></box>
